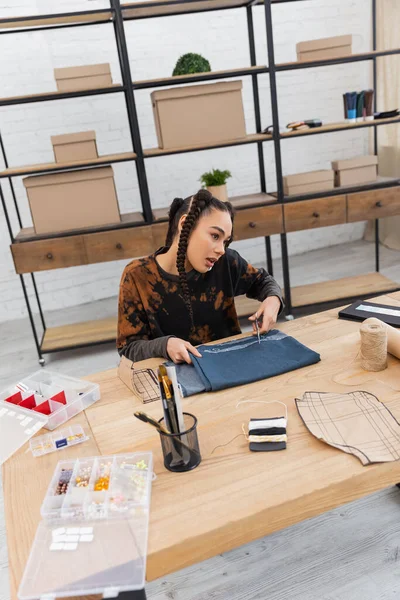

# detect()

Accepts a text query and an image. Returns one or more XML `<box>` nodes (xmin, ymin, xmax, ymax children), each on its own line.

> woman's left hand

<box><xmin>248</xmin><ymin>296</ymin><xmax>281</xmax><ymax>335</ymax></box>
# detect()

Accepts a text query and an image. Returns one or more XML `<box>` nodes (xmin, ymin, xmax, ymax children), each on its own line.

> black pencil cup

<box><xmin>158</xmin><ymin>412</ymin><xmax>201</xmax><ymax>473</ymax></box>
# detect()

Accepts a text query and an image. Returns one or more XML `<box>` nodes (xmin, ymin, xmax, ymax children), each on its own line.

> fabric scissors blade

<box><xmin>255</xmin><ymin>314</ymin><xmax>261</xmax><ymax>344</ymax></box>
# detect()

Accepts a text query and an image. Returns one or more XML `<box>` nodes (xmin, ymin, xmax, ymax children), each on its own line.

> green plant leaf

<box><xmin>199</xmin><ymin>169</ymin><xmax>232</xmax><ymax>187</ymax></box>
<box><xmin>172</xmin><ymin>53</ymin><xmax>211</xmax><ymax>76</ymax></box>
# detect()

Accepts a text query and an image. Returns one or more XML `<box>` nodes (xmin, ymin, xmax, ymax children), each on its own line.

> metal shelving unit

<box><xmin>0</xmin><ymin>0</ymin><xmax>399</xmax><ymax>363</ymax></box>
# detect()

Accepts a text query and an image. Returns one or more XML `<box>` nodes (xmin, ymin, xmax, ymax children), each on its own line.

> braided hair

<box><xmin>164</xmin><ymin>188</ymin><xmax>234</xmax><ymax>331</ymax></box>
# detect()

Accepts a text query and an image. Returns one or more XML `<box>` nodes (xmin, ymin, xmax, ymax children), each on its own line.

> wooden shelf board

<box><xmin>0</xmin><ymin>152</ymin><xmax>137</xmax><ymax>179</ymax></box>
<box><xmin>134</xmin><ymin>65</ymin><xmax>268</xmax><ymax>88</ymax></box>
<box><xmin>39</xmin><ymin>274</ymin><xmax>400</xmax><ymax>352</ymax></box>
<box><xmin>152</xmin><ymin>193</ymin><xmax>277</xmax><ymax>222</ymax></box>
<box><xmin>229</xmin><ymin>192</ymin><xmax>277</xmax><ymax>208</ymax></box>
<box><xmin>144</xmin><ymin>133</ymin><xmax>271</xmax><ymax>157</ymax></box>
<box><xmin>15</xmin><ymin>211</ymin><xmax>144</xmax><ymax>243</ymax></box>
<box><xmin>41</xmin><ymin>296</ymin><xmax>260</xmax><ymax>353</ymax></box>
<box><xmin>277</xmin><ymin>48</ymin><xmax>400</xmax><ymax>70</ymax></box>
<box><xmin>41</xmin><ymin>317</ymin><xmax>117</xmax><ymax>352</ymax></box>
<box><xmin>290</xmin><ymin>273</ymin><xmax>399</xmax><ymax>308</ymax></box>
<box><xmin>235</xmin><ymin>296</ymin><xmax>260</xmax><ymax>318</ymax></box>
<box><xmin>274</xmin><ymin>176</ymin><xmax>400</xmax><ymax>201</ymax></box>
<box><xmin>280</xmin><ymin>116</ymin><xmax>400</xmax><ymax>139</ymax></box>
<box><xmin>0</xmin><ymin>11</ymin><xmax>112</xmax><ymax>29</ymax></box>
<box><xmin>122</xmin><ymin>0</ymin><xmax>262</xmax><ymax>19</ymax></box>
<box><xmin>0</xmin><ymin>83</ymin><xmax>123</xmax><ymax>107</ymax></box>
<box><xmin>153</xmin><ymin>207</ymin><xmax>170</xmax><ymax>221</ymax></box>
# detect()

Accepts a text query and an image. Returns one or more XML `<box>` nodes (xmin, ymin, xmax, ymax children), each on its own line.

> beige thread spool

<box><xmin>359</xmin><ymin>317</ymin><xmax>387</xmax><ymax>371</ymax></box>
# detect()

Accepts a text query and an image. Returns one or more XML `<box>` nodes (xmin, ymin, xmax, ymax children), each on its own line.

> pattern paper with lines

<box><xmin>295</xmin><ymin>391</ymin><xmax>400</xmax><ymax>465</ymax></box>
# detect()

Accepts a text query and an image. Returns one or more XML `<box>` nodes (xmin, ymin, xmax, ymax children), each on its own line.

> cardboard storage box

<box><xmin>296</xmin><ymin>35</ymin><xmax>352</xmax><ymax>62</ymax></box>
<box><xmin>283</xmin><ymin>169</ymin><xmax>334</xmax><ymax>196</ymax></box>
<box><xmin>51</xmin><ymin>131</ymin><xmax>98</xmax><ymax>163</ymax></box>
<box><xmin>151</xmin><ymin>80</ymin><xmax>247</xmax><ymax>149</ymax></box>
<box><xmin>23</xmin><ymin>166</ymin><xmax>120</xmax><ymax>235</ymax></box>
<box><xmin>332</xmin><ymin>155</ymin><xmax>378</xmax><ymax>187</ymax></box>
<box><xmin>54</xmin><ymin>63</ymin><xmax>112</xmax><ymax>92</ymax></box>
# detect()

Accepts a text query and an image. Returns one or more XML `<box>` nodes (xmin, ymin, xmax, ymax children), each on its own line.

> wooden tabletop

<box><xmin>4</xmin><ymin>293</ymin><xmax>400</xmax><ymax>598</ymax></box>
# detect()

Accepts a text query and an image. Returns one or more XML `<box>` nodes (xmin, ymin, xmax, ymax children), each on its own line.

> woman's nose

<box><xmin>216</xmin><ymin>240</ymin><xmax>225</xmax><ymax>255</ymax></box>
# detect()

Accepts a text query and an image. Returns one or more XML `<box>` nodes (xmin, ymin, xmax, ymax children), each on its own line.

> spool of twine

<box><xmin>359</xmin><ymin>317</ymin><xmax>387</xmax><ymax>371</ymax></box>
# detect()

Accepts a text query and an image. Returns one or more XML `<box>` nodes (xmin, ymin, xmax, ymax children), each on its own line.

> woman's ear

<box><xmin>177</xmin><ymin>214</ymin><xmax>187</xmax><ymax>234</ymax></box>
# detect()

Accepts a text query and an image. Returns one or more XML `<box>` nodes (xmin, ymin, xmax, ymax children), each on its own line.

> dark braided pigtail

<box><xmin>176</xmin><ymin>190</ymin><xmax>211</xmax><ymax>329</ymax></box>
<box><xmin>165</xmin><ymin>197</ymin><xmax>185</xmax><ymax>247</ymax></box>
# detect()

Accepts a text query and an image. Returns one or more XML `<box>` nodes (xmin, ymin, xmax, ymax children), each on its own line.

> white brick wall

<box><xmin>0</xmin><ymin>0</ymin><xmax>371</xmax><ymax>322</ymax></box>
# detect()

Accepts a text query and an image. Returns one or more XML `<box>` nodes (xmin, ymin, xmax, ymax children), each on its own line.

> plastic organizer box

<box><xmin>30</xmin><ymin>425</ymin><xmax>88</xmax><ymax>457</ymax></box>
<box><xmin>18</xmin><ymin>451</ymin><xmax>153</xmax><ymax>600</ymax></box>
<box><xmin>0</xmin><ymin>370</ymin><xmax>100</xmax><ymax>431</ymax></box>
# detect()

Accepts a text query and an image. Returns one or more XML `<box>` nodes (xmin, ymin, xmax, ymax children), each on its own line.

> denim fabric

<box><xmin>170</xmin><ymin>330</ymin><xmax>320</xmax><ymax>395</ymax></box>
<box><xmin>164</xmin><ymin>360</ymin><xmax>206</xmax><ymax>397</ymax></box>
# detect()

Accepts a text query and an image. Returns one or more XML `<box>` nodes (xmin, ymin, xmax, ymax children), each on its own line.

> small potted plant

<box><xmin>172</xmin><ymin>53</ymin><xmax>211</xmax><ymax>76</ymax></box>
<box><xmin>200</xmin><ymin>169</ymin><xmax>232</xmax><ymax>201</ymax></box>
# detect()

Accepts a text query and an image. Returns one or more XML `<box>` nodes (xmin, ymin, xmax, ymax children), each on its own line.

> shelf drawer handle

<box><xmin>46</xmin><ymin>253</ymin><xmax>53</xmax><ymax>260</ymax></box>
<box><xmin>312</xmin><ymin>212</ymin><xmax>320</xmax><ymax>218</ymax></box>
<box><xmin>376</xmin><ymin>201</ymin><xmax>383</xmax><ymax>208</ymax></box>
<box><xmin>249</xmin><ymin>221</ymin><xmax>256</xmax><ymax>228</ymax></box>
<box><xmin>116</xmin><ymin>243</ymin><xmax>123</xmax><ymax>250</ymax></box>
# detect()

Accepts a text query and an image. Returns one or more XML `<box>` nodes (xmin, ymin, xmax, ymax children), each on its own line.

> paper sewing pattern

<box><xmin>296</xmin><ymin>390</ymin><xmax>400</xmax><ymax>465</ymax></box>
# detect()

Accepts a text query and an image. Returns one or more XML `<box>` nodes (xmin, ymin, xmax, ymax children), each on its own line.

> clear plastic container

<box><xmin>0</xmin><ymin>403</ymin><xmax>47</xmax><ymax>465</ymax></box>
<box><xmin>30</xmin><ymin>425</ymin><xmax>88</xmax><ymax>457</ymax></box>
<box><xmin>18</xmin><ymin>451</ymin><xmax>153</xmax><ymax>600</ymax></box>
<box><xmin>0</xmin><ymin>370</ymin><xmax>100</xmax><ymax>431</ymax></box>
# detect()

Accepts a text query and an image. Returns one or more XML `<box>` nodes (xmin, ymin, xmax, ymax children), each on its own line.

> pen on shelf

<box><xmin>364</xmin><ymin>89</ymin><xmax>374</xmax><ymax>121</ymax></box>
<box><xmin>345</xmin><ymin>91</ymin><xmax>357</xmax><ymax>122</ymax></box>
<box><xmin>356</xmin><ymin>91</ymin><xmax>365</xmax><ymax>122</ymax></box>
<box><xmin>343</xmin><ymin>93</ymin><xmax>348</xmax><ymax>120</ymax></box>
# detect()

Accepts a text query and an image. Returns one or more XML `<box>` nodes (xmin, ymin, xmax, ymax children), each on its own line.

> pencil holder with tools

<box><xmin>158</xmin><ymin>412</ymin><xmax>201</xmax><ymax>472</ymax></box>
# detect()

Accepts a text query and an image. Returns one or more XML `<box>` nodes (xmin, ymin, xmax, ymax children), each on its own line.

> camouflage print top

<box><xmin>117</xmin><ymin>246</ymin><xmax>283</xmax><ymax>362</ymax></box>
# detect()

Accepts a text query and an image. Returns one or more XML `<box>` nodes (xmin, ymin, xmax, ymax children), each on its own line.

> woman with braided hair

<box><xmin>117</xmin><ymin>189</ymin><xmax>283</xmax><ymax>364</ymax></box>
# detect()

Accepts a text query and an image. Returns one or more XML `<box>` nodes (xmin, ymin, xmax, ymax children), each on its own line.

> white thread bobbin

<box><xmin>359</xmin><ymin>317</ymin><xmax>387</xmax><ymax>372</ymax></box>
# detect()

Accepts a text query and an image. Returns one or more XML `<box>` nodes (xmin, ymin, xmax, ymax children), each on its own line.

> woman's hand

<box><xmin>248</xmin><ymin>296</ymin><xmax>281</xmax><ymax>336</ymax></box>
<box><xmin>167</xmin><ymin>337</ymin><xmax>202</xmax><ymax>364</ymax></box>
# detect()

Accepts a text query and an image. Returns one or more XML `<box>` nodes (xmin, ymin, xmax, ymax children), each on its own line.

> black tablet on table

<box><xmin>338</xmin><ymin>300</ymin><xmax>400</xmax><ymax>327</ymax></box>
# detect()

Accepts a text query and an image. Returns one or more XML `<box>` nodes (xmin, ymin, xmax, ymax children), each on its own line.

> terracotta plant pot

<box><xmin>207</xmin><ymin>184</ymin><xmax>228</xmax><ymax>202</ymax></box>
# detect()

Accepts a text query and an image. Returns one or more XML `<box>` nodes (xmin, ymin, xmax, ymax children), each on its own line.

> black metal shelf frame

<box><xmin>0</xmin><ymin>0</ymin><xmax>396</xmax><ymax>363</ymax></box>
<box><xmin>263</xmin><ymin>0</ymin><xmax>393</xmax><ymax>315</ymax></box>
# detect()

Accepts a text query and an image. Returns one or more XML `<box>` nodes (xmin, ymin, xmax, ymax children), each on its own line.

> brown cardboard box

<box><xmin>283</xmin><ymin>169</ymin><xmax>334</xmax><ymax>196</ymax></box>
<box><xmin>296</xmin><ymin>35</ymin><xmax>352</xmax><ymax>62</ymax></box>
<box><xmin>23</xmin><ymin>166</ymin><xmax>120</xmax><ymax>235</ymax></box>
<box><xmin>332</xmin><ymin>155</ymin><xmax>378</xmax><ymax>187</ymax></box>
<box><xmin>151</xmin><ymin>80</ymin><xmax>247</xmax><ymax>149</ymax></box>
<box><xmin>54</xmin><ymin>64</ymin><xmax>112</xmax><ymax>92</ymax></box>
<box><xmin>51</xmin><ymin>131</ymin><xmax>98</xmax><ymax>163</ymax></box>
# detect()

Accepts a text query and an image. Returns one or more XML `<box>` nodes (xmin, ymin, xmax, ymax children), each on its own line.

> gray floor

<box><xmin>1</xmin><ymin>239</ymin><xmax>400</xmax><ymax>600</ymax></box>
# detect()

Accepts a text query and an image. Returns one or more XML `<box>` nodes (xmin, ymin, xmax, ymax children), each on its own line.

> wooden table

<box><xmin>4</xmin><ymin>292</ymin><xmax>400</xmax><ymax>599</ymax></box>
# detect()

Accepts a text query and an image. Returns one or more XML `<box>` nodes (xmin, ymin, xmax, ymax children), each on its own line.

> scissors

<box><xmin>255</xmin><ymin>313</ymin><xmax>261</xmax><ymax>345</ymax></box>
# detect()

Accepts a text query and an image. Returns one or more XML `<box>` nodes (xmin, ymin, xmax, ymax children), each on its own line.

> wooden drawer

<box><xmin>347</xmin><ymin>187</ymin><xmax>400</xmax><ymax>222</ymax></box>
<box><xmin>152</xmin><ymin>222</ymin><xmax>168</xmax><ymax>249</ymax></box>
<box><xmin>84</xmin><ymin>225</ymin><xmax>155</xmax><ymax>265</ymax></box>
<box><xmin>233</xmin><ymin>205</ymin><xmax>283</xmax><ymax>240</ymax></box>
<box><xmin>284</xmin><ymin>195</ymin><xmax>346</xmax><ymax>232</ymax></box>
<box><xmin>11</xmin><ymin>236</ymin><xmax>87</xmax><ymax>274</ymax></box>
